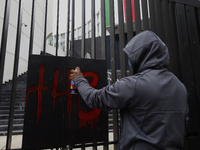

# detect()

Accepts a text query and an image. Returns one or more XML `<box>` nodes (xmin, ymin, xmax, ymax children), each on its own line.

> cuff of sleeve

<box><xmin>74</xmin><ymin>76</ymin><xmax>87</xmax><ymax>86</ymax></box>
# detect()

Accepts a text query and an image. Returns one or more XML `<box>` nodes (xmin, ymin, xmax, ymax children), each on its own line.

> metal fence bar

<box><xmin>91</xmin><ymin>0</ymin><xmax>96</xmax><ymax>59</ymax></box>
<box><xmin>109</xmin><ymin>0</ymin><xmax>116</xmax><ymax>103</ymax></box>
<box><xmin>92</xmin><ymin>1</ymin><xmax>98</xmax><ymax>144</ymax></box>
<box><xmin>66</xmin><ymin>0</ymin><xmax>70</xmax><ymax>56</ymax></box>
<box><xmin>118</xmin><ymin>0</ymin><xmax>126</xmax><ymax>78</ymax></box>
<box><xmin>80</xmin><ymin>2</ymin><xmax>86</xmax><ymax>148</ymax></box>
<box><xmin>175</xmin><ymin>3</ymin><xmax>200</xmax><ymax>132</ymax></box>
<box><xmin>134</xmin><ymin>0</ymin><xmax>141</xmax><ymax>34</ymax></box>
<box><xmin>141</xmin><ymin>0</ymin><xmax>149</xmax><ymax>30</ymax></box>
<box><xmin>69</xmin><ymin>146</ymin><xmax>72</xmax><ymax>150</ymax></box>
<box><xmin>168</xmin><ymin>0</ymin><xmax>200</xmax><ymax>8</ymax></box>
<box><xmin>91</xmin><ymin>0</ymin><xmax>98</xmax><ymax>146</ymax></box>
<box><xmin>126</xmin><ymin>0</ymin><xmax>134</xmax><ymax>41</ymax></box>
<box><xmin>162</xmin><ymin>0</ymin><xmax>180</xmax><ymax>76</ymax></box>
<box><xmin>101</xmin><ymin>0</ymin><xmax>106</xmax><ymax>60</ymax></box>
<box><xmin>154</xmin><ymin>0</ymin><xmax>165</xmax><ymax>41</ymax></box>
<box><xmin>29</xmin><ymin>0</ymin><xmax>35</xmax><ymax>55</ymax></box>
<box><xmin>93</xmin><ymin>144</ymin><xmax>97</xmax><ymax>150</ymax></box>
<box><xmin>162</xmin><ymin>0</ymin><xmax>171</xmax><ymax>49</ymax></box>
<box><xmin>126</xmin><ymin>0</ymin><xmax>134</xmax><ymax>75</ymax></box>
<box><xmin>168</xmin><ymin>1</ymin><xmax>181</xmax><ymax>78</ymax></box>
<box><xmin>186</xmin><ymin>5</ymin><xmax>200</xmax><ymax>129</ymax></box>
<box><xmin>6</xmin><ymin>0</ymin><xmax>23</xmax><ymax>149</ymax></box>
<box><xmin>162</xmin><ymin>0</ymin><xmax>173</xmax><ymax>70</ymax></box>
<box><xmin>109</xmin><ymin>0</ymin><xmax>119</xmax><ymax>149</ymax></box>
<box><xmin>43</xmin><ymin>0</ymin><xmax>48</xmax><ymax>55</ymax></box>
<box><xmin>81</xmin><ymin>143</ymin><xmax>85</xmax><ymax>150</ymax></box>
<box><xmin>56</xmin><ymin>0</ymin><xmax>60</xmax><ymax>56</ymax></box>
<box><xmin>149</xmin><ymin>0</ymin><xmax>157</xmax><ymax>34</ymax></box>
<box><xmin>198</xmin><ymin>8</ymin><xmax>200</xmax><ymax>27</ymax></box>
<box><xmin>101</xmin><ymin>1</ymin><xmax>108</xmax><ymax>148</ymax></box>
<box><xmin>81</xmin><ymin>0</ymin><xmax>85</xmax><ymax>58</ymax></box>
<box><xmin>71</xmin><ymin>0</ymin><xmax>75</xmax><ymax>57</ymax></box>
<box><xmin>0</xmin><ymin>0</ymin><xmax>11</xmax><ymax>102</ymax></box>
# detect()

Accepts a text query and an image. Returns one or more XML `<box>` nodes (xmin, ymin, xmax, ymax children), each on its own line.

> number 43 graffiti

<box><xmin>26</xmin><ymin>65</ymin><xmax>101</xmax><ymax>129</ymax></box>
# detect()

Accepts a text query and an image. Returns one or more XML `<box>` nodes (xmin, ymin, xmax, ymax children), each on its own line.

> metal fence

<box><xmin>0</xmin><ymin>0</ymin><xmax>200</xmax><ymax>149</ymax></box>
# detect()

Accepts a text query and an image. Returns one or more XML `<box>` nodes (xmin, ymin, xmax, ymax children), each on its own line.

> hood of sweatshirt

<box><xmin>123</xmin><ymin>30</ymin><xmax>169</xmax><ymax>74</ymax></box>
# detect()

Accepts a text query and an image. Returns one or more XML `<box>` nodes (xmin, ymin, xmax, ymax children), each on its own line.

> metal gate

<box><xmin>0</xmin><ymin>0</ymin><xmax>200</xmax><ymax>149</ymax></box>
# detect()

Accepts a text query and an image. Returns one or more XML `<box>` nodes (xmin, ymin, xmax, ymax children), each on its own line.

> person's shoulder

<box><xmin>118</xmin><ymin>74</ymin><xmax>141</xmax><ymax>83</ymax></box>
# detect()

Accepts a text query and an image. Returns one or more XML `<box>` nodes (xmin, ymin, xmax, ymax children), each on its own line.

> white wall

<box><xmin>52</xmin><ymin>0</ymin><xmax>102</xmax><ymax>36</ymax></box>
<box><xmin>46</xmin><ymin>44</ymin><xmax>66</xmax><ymax>56</ymax></box>
<box><xmin>0</xmin><ymin>0</ymin><xmax>54</xmax><ymax>83</ymax></box>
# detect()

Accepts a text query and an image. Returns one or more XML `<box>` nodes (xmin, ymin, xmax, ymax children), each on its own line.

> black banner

<box><xmin>22</xmin><ymin>55</ymin><xmax>108</xmax><ymax>149</ymax></box>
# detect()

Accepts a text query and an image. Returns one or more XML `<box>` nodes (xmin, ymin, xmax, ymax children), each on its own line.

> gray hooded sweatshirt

<box><xmin>74</xmin><ymin>30</ymin><xmax>188</xmax><ymax>150</ymax></box>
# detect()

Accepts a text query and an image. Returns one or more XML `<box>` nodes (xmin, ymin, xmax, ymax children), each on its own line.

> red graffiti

<box><xmin>26</xmin><ymin>66</ymin><xmax>101</xmax><ymax>129</ymax></box>
<box><xmin>78</xmin><ymin>72</ymin><xmax>101</xmax><ymax>129</ymax></box>
<box><xmin>78</xmin><ymin>109</ymin><xmax>101</xmax><ymax>129</ymax></box>
<box><xmin>26</xmin><ymin>65</ymin><xmax>49</xmax><ymax>123</ymax></box>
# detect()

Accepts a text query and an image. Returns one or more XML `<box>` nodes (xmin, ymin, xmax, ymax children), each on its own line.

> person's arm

<box><xmin>70</xmin><ymin>67</ymin><xmax>137</xmax><ymax>111</ymax></box>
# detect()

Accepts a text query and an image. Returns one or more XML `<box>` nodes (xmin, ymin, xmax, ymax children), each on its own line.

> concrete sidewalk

<box><xmin>0</xmin><ymin>135</ymin><xmax>23</xmax><ymax>149</ymax></box>
<box><xmin>0</xmin><ymin>133</ymin><xmax>114</xmax><ymax>150</ymax></box>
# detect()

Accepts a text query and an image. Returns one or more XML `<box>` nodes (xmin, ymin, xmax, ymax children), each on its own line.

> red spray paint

<box><xmin>26</xmin><ymin>66</ymin><xmax>102</xmax><ymax>129</ymax></box>
<box><xmin>26</xmin><ymin>65</ymin><xmax>49</xmax><ymax>123</ymax></box>
<box><xmin>78</xmin><ymin>109</ymin><xmax>101</xmax><ymax>129</ymax></box>
<box><xmin>77</xmin><ymin>72</ymin><xmax>101</xmax><ymax>129</ymax></box>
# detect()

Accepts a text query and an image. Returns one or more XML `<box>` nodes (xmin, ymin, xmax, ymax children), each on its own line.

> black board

<box><xmin>22</xmin><ymin>55</ymin><xmax>108</xmax><ymax>149</ymax></box>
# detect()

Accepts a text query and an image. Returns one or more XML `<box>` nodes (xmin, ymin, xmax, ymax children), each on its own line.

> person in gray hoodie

<box><xmin>70</xmin><ymin>30</ymin><xmax>188</xmax><ymax>150</ymax></box>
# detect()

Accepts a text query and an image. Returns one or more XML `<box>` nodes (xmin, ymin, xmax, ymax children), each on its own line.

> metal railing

<box><xmin>1</xmin><ymin>0</ymin><xmax>200</xmax><ymax>149</ymax></box>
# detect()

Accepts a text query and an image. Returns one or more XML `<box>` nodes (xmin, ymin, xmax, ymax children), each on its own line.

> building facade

<box><xmin>0</xmin><ymin>0</ymin><xmax>57</xmax><ymax>83</ymax></box>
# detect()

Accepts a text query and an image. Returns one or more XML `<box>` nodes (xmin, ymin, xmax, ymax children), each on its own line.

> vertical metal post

<box><xmin>175</xmin><ymin>3</ymin><xmax>200</xmax><ymax>133</ymax></box>
<box><xmin>168</xmin><ymin>1</ymin><xmax>181</xmax><ymax>79</ymax></box>
<box><xmin>91</xmin><ymin>0</ymin><xmax>96</xmax><ymax>59</ymax></box>
<box><xmin>154</xmin><ymin>0</ymin><xmax>165</xmax><ymax>41</ymax></box>
<box><xmin>149</xmin><ymin>0</ymin><xmax>157</xmax><ymax>34</ymax></box>
<box><xmin>56</xmin><ymin>0</ymin><xmax>60</xmax><ymax>56</ymax></box>
<box><xmin>81</xmin><ymin>0</ymin><xmax>85</xmax><ymax>58</ymax></box>
<box><xmin>66</xmin><ymin>0</ymin><xmax>70</xmax><ymax>57</ymax></box>
<box><xmin>109</xmin><ymin>0</ymin><xmax>116</xmax><ymax>88</ymax></box>
<box><xmin>198</xmin><ymin>8</ymin><xmax>200</xmax><ymax>27</ymax></box>
<box><xmin>126</xmin><ymin>0</ymin><xmax>134</xmax><ymax>41</ymax></box>
<box><xmin>66</xmin><ymin>0</ymin><xmax>70</xmax><ymax>56</ymax></box>
<box><xmin>81</xmin><ymin>5</ymin><xmax>86</xmax><ymax>149</ymax></box>
<box><xmin>93</xmin><ymin>143</ymin><xmax>97</xmax><ymax>150</ymax></box>
<box><xmin>0</xmin><ymin>0</ymin><xmax>11</xmax><ymax>102</ymax></box>
<box><xmin>101</xmin><ymin>0</ymin><xmax>106</xmax><ymax>60</ymax></box>
<box><xmin>101</xmin><ymin>2</ymin><xmax>108</xmax><ymax>149</ymax></box>
<box><xmin>43</xmin><ymin>0</ymin><xmax>48</xmax><ymax>55</ymax></box>
<box><xmin>118</xmin><ymin>0</ymin><xmax>126</xmax><ymax>78</ymax></box>
<box><xmin>6</xmin><ymin>0</ymin><xmax>23</xmax><ymax>149</ymax></box>
<box><xmin>92</xmin><ymin>0</ymin><xmax>97</xmax><ymax>144</ymax></box>
<box><xmin>186</xmin><ymin>5</ymin><xmax>200</xmax><ymax>130</ymax></box>
<box><xmin>141</xmin><ymin>0</ymin><xmax>149</xmax><ymax>30</ymax></box>
<box><xmin>29</xmin><ymin>0</ymin><xmax>35</xmax><ymax>55</ymax></box>
<box><xmin>109</xmin><ymin>0</ymin><xmax>118</xmax><ymax>150</ymax></box>
<box><xmin>71</xmin><ymin>0</ymin><xmax>75</xmax><ymax>57</ymax></box>
<box><xmin>133</xmin><ymin>0</ymin><xmax>141</xmax><ymax>34</ymax></box>
<box><xmin>81</xmin><ymin>143</ymin><xmax>85</xmax><ymax>150</ymax></box>
<box><xmin>162</xmin><ymin>0</ymin><xmax>172</xmax><ymax>52</ymax></box>
<box><xmin>126</xmin><ymin>0</ymin><xmax>134</xmax><ymax>75</ymax></box>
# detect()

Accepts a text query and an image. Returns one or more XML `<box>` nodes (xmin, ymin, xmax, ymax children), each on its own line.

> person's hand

<box><xmin>70</xmin><ymin>67</ymin><xmax>84</xmax><ymax>81</ymax></box>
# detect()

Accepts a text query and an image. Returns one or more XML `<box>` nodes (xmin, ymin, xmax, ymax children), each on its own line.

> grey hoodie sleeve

<box><xmin>74</xmin><ymin>76</ymin><xmax>136</xmax><ymax>111</ymax></box>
